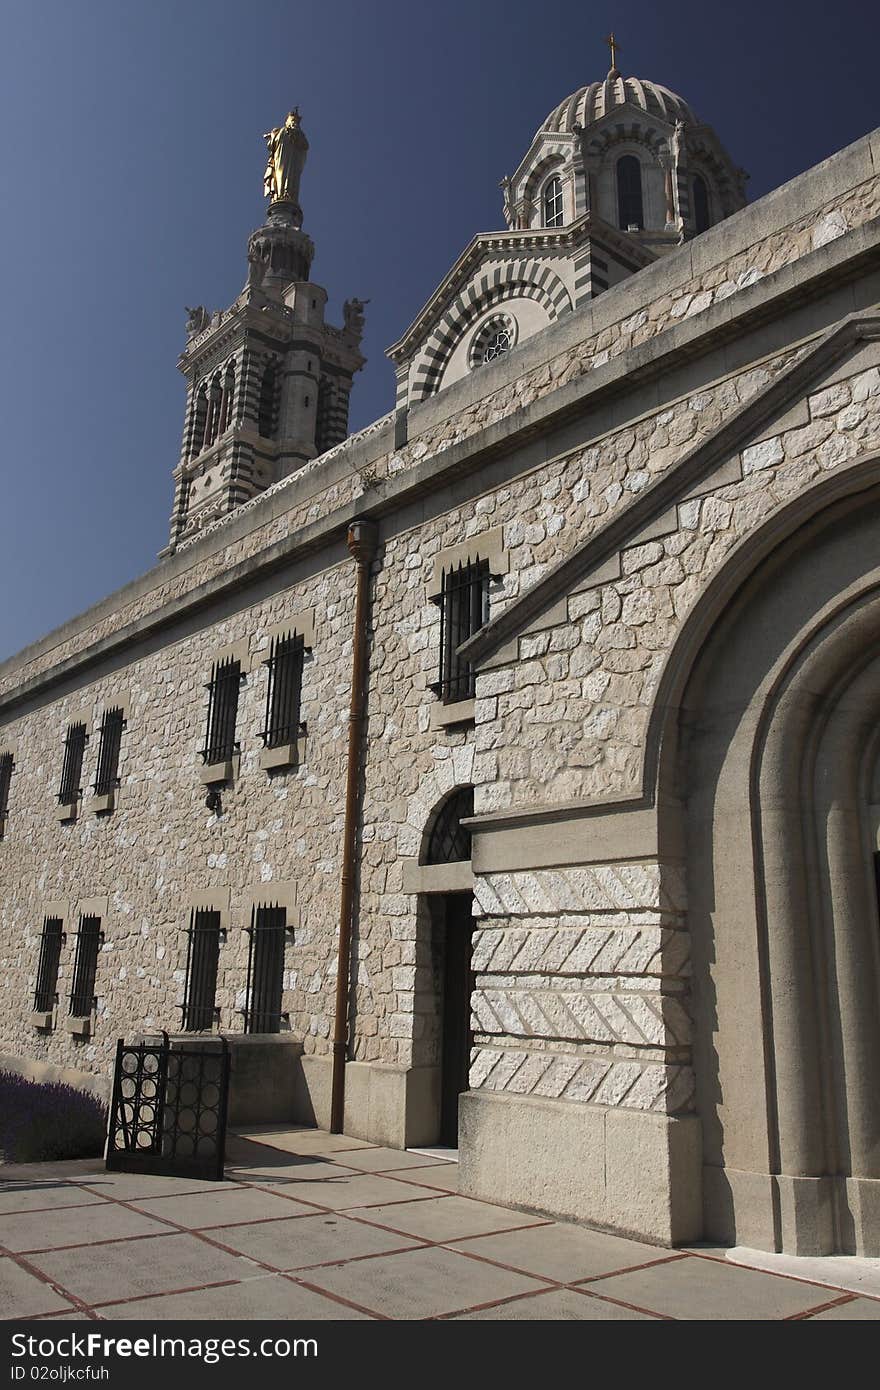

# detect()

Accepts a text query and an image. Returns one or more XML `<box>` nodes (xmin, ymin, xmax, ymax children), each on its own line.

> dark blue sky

<box><xmin>1</xmin><ymin>0</ymin><xmax>877</xmax><ymax>659</ymax></box>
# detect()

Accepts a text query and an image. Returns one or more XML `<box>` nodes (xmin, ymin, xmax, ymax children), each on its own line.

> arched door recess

<box><xmin>664</xmin><ymin>481</ymin><xmax>880</xmax><ymax>1255</ymax></box>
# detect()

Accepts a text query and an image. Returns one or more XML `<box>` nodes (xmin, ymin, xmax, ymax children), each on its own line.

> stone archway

<box><xmin>669</xmin><ymin>482</ymin><xmax>880</xmax><ymax>1254</ymax></box>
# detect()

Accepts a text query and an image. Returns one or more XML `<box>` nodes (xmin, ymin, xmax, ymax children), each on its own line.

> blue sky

<box><xmin>1</xmin><ymin>0</ymin><xmax>878</xmax><ymax>659</ymax></box>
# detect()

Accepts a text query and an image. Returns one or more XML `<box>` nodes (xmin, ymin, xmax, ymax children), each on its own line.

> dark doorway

<box><xmin>439</xmin><ymin>891</ymin><xmax>474</xmax><ymax>1146</ymax></box>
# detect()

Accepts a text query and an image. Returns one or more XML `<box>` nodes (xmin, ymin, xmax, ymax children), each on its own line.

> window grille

<box><xmin>0</xmin><ymin>751</ymin><xmax>13</xmax><ymax>832</ymax></box>
<box><xmin>426</xmin><ymin>786</ymin><xmax>474</xmax><ymax>864</ymax></box>
<box><xmin>543</xmin><ymin>175</ymin><xmax>564</xmax><ymax>228</ymax></box>
<box><xmin>262</xmin><ymin>632</ymin><xmax>306</xmax><ymax>750</ymax></box>
<box><xmin>58</xmin><ymin>723</ymin><xmax>88</xmax><ymax>805</ymax></box>
<box><xmin>617</xmin><ymin>155</ymin><xmax>644</xmax><ymax>230</ymax></box>
<box><xmin>69</xmin><ymin>915</ymin><xmax>102</xmax><ymax>1017</ymax></box>
<box><xmin>431</xmin><ymin>558</ymin><xmax>491</xmax><ymax>703</ymax></box>
<box><xmin>33</xmin><ymin>917</ymin><xmax>64</xmax><ymax>1013</ymax></box>
<box><xmin>93</xmin><ymin>707</ymin><xmax>125</xmax><ymax>797</ymax></box>
<box><xmin>182</xmin><ymin>908</ymin><xmax>222</xmax><ymax>1031</ymax></box>
<box><xmin>201</xmin><ymin>658</ymin><xmax>242</xmax><ymax>765</ymax></box>
<box><xmin>244</xmin><ymin>903</ymin><xmax>288</xmax><ymax>1034</ymax></box>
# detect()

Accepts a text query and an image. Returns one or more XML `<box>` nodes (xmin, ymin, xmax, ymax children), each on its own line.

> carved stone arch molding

<box><xmin>662</xmin><ymin>474</ymin><xmax>880</xmax><ymax>1255</ymax></box>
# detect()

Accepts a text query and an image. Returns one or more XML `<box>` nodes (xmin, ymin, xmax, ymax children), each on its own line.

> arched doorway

<box><xmin>422</xmin><ymin>786</ymin><xmax>474</xmax><ymax>1147</ymax></box>
<box><xmin>666</xmin><ymin>481</ymin><xmax>880</xmax><ymax>1254</ymax></box>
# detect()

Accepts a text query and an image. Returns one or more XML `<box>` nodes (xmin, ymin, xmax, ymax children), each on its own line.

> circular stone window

<box><xmin>469</xmin><ymin>313</ymin><xmax>518</xmax><ymax>370</ymax></box>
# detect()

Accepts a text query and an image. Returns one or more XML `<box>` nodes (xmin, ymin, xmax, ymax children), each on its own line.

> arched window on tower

<box><xmin>617</xmin><ymin>155</ymin><xmax>644</xmax><ymax>231</ymax></box>
<box><xmin>692</xmin><ymin>174</ymin><xmax>711</xmax><ymax>233</ymax></box>
<box><xmin>191</xmin><ymin>385</ymin><xmax>208</xmax><ymax>458</ymax></box>
<box><xmin>258</xmin><ymin>361</ymin><xmax>278</xmax><ymax>439</ymax></box>
<box><xmin>218</xmin><ymin>361</ymin><xmax>235</xmax><ymax>435</ymax></box>
<box><xmin>543</xmin><ymin>175</ymin><xmax>564</xmax><ymax>228</ymax></box>
<box><xmin>205</xmin><ymin>373</ymin><xmax>223</xmax><ymax>448</ymax></box>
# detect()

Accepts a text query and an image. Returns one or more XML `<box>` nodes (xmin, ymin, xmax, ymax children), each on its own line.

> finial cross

<box><xmin>605</xmin><ymin>32</ymin><xmax>620</xmax><ymax>71</ymax></box>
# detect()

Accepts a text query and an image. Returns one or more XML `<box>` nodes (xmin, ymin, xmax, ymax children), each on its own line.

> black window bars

<box><xmin>431</xmin><ymin>557</ymin><xmax>492</xmax><ymax>704</ymax></box>
<box><xmin>201</xmin><ymin>658</ymin><xmax>243</xmax><ymax>765</ymax></box>
<box><xmin>182</xmin><ymin>909</ymin><xmax>222</xmax><ymax>1032</ymax></box>
<box><xmin>262</xmin><ymin>631</ymin><xmax>307</xmax><ymax>750</ymax></box>
<box><xmin>243</xmin><ymin>903</ymin><xmax>289</xmax><ymax>1034</ymax></box>
<box><xmin>0</xmin><ymin>751</ymin><xmax>13</xmax><ymax>833</ymax></box>
<box><xmin>33</xmin><ymin>917</ymin><xmax>64</xmax><ymax>1013</ymax></box>
<box><xmin>94</xmin><ymin>707</ymin><xmax>125</xmax><ymax>797</ymax></box>
<box><xmin>58</xmin><ymin>722</ymin><xmax>88</xmax><ymax>805</ymax></box>
<box><xmin>69</xmin><ymin>915</ymin><xmax>102</xmax><ymax>1018</ymax></box>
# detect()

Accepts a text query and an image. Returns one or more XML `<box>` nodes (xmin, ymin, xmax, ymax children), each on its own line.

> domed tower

<box><xmin>507</xmin><ymin>51</ymin><xmax>747</xmax><ymax>251</ymax></box>
<box><xmin>388</xmin><ymin>43</ymin><xmax>747</xmax><ymax>406</ymax></box>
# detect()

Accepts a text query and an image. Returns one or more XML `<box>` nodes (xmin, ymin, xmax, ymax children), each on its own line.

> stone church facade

<box><xmin>2</xmin><ymin>63</ymin><xmax>880</xmax><ymax>1258</ymax></box>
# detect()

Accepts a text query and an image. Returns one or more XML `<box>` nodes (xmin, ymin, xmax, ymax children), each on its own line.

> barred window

<box><xmin>58</xmin><ymin>723</ymin><xmax>88</xmax><ymax>805</ymax></box>
<box><xmin>0</xmin><ymin>751</ymin><xmax>13</xmax><ymax>833</ymax></box>
<box><xmin>543</xmin><ymin>174</ymin><xmax>564</xmax><ymax>228</ymax></box>
<box><xmin>93</xmin><ymin>707</ymin><xmax>125</xmax><ymax>797</ymax></box>
<box><xmin>182</xmin><ymin>908</ymin><xmax>222</xmax><ymax>1032</ymax></box>
<box><xmin>69</xmin><ymin>915</ymin><xmax>102</xmax><ymax>1018</ymax></box>
<box><xmin>244</xmin><ymin>903</ymin><xmax>288</xmax><ymax>1034</ymax></box>
<box><xmin>262</xmin><ymin>632</ymin><xmax>307</xmax><ymax>750</ymax></box>
<box><xmin>202</xmin><ymin>658</ymin><xmax>242</xmax><ymax>765</ymax></box>
<box><xmin>431</xmin><ymin>558</ymin><xmax>491</xmax><ymax>704</ymax></box>
<box><xmin>34</xmin><ymin>917</ymin><xmax>64</xmax><ymax>1014</ymax></box>
<box><xmin>426</xmin><ymin>786</ymin><xmax>474</xmax><ymax>864</ymax></box>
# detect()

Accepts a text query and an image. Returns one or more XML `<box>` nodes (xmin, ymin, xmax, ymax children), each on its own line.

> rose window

<box><xmin>469</xmin><ymin>313</ymin><xmax>518</xmax><ymax>370</ymax></box>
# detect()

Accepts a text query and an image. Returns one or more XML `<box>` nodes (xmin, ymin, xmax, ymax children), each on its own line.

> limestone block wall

<box><xmin>0</xmin><ymin>562</ymin><xmax>359</xmax><ymax>1082</ymax></box>
<box><xmin>470</xmin><ymin>349</ymin><xmax>880</xmax><ymax>813</ymax></box>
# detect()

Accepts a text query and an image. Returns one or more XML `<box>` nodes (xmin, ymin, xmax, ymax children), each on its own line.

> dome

<box><xmin>539</xmin><ymin>72</ymin><xmax>698</xmax><ymax>136</ymax></box>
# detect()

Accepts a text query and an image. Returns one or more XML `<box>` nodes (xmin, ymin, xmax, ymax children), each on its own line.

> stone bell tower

<box><xmin>164</xmin><ymin>110</ymin><xmax>367</xmax><ymax>552</ymax></box>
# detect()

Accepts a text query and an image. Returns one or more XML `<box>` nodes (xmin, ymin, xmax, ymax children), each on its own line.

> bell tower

<box><xmin>164</xmin><ymin>110</ymin><xmax>367</xmax><ymax>553</ymax></box>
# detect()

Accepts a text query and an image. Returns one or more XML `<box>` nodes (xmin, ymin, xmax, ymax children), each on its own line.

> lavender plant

<box><xmin>0</xmin><ymin>1071</ymin><xmax>107</xmax><ymax>1163</ymax></box>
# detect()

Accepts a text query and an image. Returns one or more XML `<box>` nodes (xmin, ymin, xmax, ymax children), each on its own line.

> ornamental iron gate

<box><xmin>106</xmin><ymin>1032</ymin><xmax>230</xmax><ymax>1180</ymax></box>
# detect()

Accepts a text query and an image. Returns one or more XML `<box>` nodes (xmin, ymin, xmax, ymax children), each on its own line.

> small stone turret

<box><xmin>163</xmin><ymin>112</ymin><xmax>367</xmax><ymax>554</ymax></box>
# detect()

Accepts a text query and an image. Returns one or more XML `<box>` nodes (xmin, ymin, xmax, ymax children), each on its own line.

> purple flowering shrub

<box><xmin>0</xmin><ymin>1071</ymin><xmax>107</xmax><ymax>1163</ymax></box>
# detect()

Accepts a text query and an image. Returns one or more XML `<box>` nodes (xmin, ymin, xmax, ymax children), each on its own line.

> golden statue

<box><xmin>263</xmin><ymin>108</ymin><xmax>308</xmax><ymax>204</ymax></box>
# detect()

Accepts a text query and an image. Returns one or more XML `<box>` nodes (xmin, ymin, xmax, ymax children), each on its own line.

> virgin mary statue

<box><xmin>263</xmin><ymin>109</ymin><xmax>308</xmax><ymax>204</ymax></box>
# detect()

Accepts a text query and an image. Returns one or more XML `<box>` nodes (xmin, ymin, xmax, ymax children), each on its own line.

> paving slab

<box><xmin>76</xmin><ymin>1172</ymin><xmax>240</xmax><ymax>1201</ymax></box>
<box><xmin>210</xmin><ymin>1211</ymin><xmax>424</xmax><ymax>1270</ymax></box>
<box><xmin>356</xmin><ymin>1194</ymin><xmax>547</xmax><ymax>1242</ymax></box>
<box><xmin>588</xmin><ymin>1254</ymin><xmax>835</xmax><ymax>1320</ymax></box>
<box><xmin>0</xmin><ymin>1202</ymin><xmax>171</xmax><ymax>1253</ymax></box>
<box><xmin>260</xmin><ymin>1172</ymin><xmax>439</xmax><ymax>1211</ymax></box>
<box><xmin>402</xmin><ymin>1164</ymin><xmax>459</xmax><ymax>1192</ymax></box>
<box><xmin>451</xmin><ymin>1221</ymin><xmax>672</xmax><ymax>1282</ymax></box>
<box><xmin>25</xmin><ymin>1232</ymin><xmax>261</xmax><ymax>1307</ymax></box>
<box><xmin>454</xmin><ymin>1287</ymin><xmax>658</xmax><ymax>1319</ymax></box>
<box><xmin>335</xmin><ymin>1148</ymin><xmax>454</xmax><ymax>1174</ymax></box>
<box><xmin>805</xmin><ymin>1296</ymin><xmax>880</xmax><ymax>1319</ymax></box>
<box><xmin>0</xmin><ymin>1257</ymin><xmax>77</xmax><ymax>1319</ymax></box>
<box><xmin>0</xmin><ymin>1185</ymin><xmax>108</xmax><ymax>1215</ymax></box>
<box><xmin>230</xmin><ymin>1128</ymin><xmax>374</xmax><ymax>1156</ymax></box>
<box><xmin>303</xmin><ymin>1244</ymin><xmax>549</xmax><ymax>1319</ymax></box>
<box><xmin>227</xmin><ymin>1156</ymin><xmax>362</xmax><ymax>1183</ymax></box>
<box><xmin>100</xmin><ymin>1273</ymin><xmax>373</xmax><ymax>1320</ymax></box>
<box><xmin>127</xmin><ymin>1186</ymin><xmax>315</xmax><ymax>1229</ymax></box>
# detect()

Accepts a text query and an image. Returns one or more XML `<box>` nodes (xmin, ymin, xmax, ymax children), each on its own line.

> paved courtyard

<box><xmin>1</xmin><ymin>1127</ymin><xmax>879</xmax><ymax>1321</ymax></box>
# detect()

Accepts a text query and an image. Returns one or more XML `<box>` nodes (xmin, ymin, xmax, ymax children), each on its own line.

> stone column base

<box><xmin>458</xmin><ymin>1089</ymin><xmax>702</xmax><ymax>1246</ymax></box>
<box><xmin>294</xmin><ymin>1055</ymin><xmax>441</xmax><ymax>1150</ymax></box>
<box><xmin>704</xmin><ymin>1163</ymin><xmax>880</xmax><ymax>1255</ymax></box>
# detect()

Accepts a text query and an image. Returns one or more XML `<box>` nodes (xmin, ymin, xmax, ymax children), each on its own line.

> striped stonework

<box><xmin>410</xmin><ymin>260</ymin><xmax>573</xmax><ymax>401</ymax></box>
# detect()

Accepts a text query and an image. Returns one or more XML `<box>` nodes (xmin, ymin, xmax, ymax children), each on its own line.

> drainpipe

<box><xmin>330</xmin><ymin>517</ymin><xmax>378</xmax><ymax>1133</ymax></box>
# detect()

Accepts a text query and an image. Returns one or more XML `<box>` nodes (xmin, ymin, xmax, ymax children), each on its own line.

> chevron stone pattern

<box><xmin>469</xmin><ymin>863</ymin><xmax>693</xmax><ymax>1114</ymax></box>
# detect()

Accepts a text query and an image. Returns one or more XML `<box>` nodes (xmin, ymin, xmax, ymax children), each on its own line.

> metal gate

<box><xmin>106</xmin><ymin>1032</ymin><xmax>230</xmax><ymax>1180</ymax></box>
